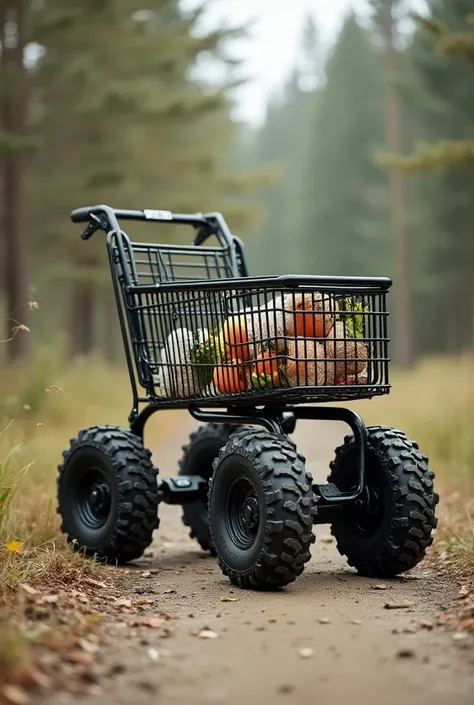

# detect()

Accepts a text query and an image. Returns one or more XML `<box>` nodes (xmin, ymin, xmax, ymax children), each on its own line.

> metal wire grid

<box><xmin>123</xmin><ymin>238</ymin><xmax>236</xmax><ymax>285</ymax></box>
<box><xmin>126</xmin><ymin>284</ymin><xmax>390</xmax><ymax>406</ymax></box>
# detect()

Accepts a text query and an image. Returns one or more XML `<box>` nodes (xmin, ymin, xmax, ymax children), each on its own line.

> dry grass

<box><xmin>0</xmin><ymin>357</ymin><xmax>176</xmax><ymax>599</ymax></box>
<box><xmin>0</xmin><ymin>353</ymin><xmax>473</xmax><ymax>592</ymax></box>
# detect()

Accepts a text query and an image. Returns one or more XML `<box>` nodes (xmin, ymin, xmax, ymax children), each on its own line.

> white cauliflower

<box><xmin>157</xmin><ymin>327</ymin><xmax>208</xmax><ymax>399</ymax></box>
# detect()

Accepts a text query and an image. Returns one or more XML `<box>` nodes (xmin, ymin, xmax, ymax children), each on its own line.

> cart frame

<box><xmin>70</xmin><ymin>204</ymin><xmax>392</xmax><ymax>517</ymax></box>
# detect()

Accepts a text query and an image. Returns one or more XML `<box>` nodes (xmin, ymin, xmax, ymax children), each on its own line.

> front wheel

<box><xmin>209</xmin><ymin>429</ymin><xmax>316</xmax><ymax>590</ymax></box>
<box><xmin>328</xmin><ymin>427</ymin><xmax>438</xmax><ymax>578</ymax></box>
<box><xmin>57</xmin><ymin>425</ymin><xmax>159</xmax><ymax>563</ymax></box>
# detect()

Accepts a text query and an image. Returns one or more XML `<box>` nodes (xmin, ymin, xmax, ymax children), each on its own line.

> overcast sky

<box><xmin>182</xmin><ymin>0</ymin><xmax>427</xmax><ymax>126</ymax></box>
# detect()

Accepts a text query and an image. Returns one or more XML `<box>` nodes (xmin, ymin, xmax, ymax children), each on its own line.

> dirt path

<box><xmin>50</xmin><ymin>417</ymin><xmax>474</xmax><ymax>705</ymax></box>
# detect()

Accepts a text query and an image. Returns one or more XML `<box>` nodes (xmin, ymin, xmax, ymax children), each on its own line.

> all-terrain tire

<box><xmin>209</xmin><ymin>428</ymin><xmax>316</xmax><ymax>590</ymax></box>
<box><xmin>57</xmin><ymin>425</ymin><xmax>159</xmax><ymax>564</ymax></box>
<box><xmin>178</xmin><ymin>423</ymin><xmax>252</xmax><ymax>554</ymax></box>
<box><xmin>328</xmin><ymin>426</ymin><xmax>439</xmax><ymax>578</ymax></box>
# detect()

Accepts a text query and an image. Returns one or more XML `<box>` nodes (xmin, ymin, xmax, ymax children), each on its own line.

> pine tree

<box><xmin>0</xmin><ymin>0</ymin><xmax>34</xmax><ymax>360</ymax></box>
<box><xmin>370</xmin><ymin>0</ymin><xmax>414</xmax><ymax>368</ymax></box>
<box><xmin>302</xmin><ymin>13</ymin><xmax>387</xmax><ymax>278</ymax></box>
<box><xmin>26</xmin><ymin>0</ymin><xmax>268</xmax><ymax>356</ymax></box>
<box><xmin>242</xmin><ymin>16</ymin><xmax>323</xmax><ymax>275</ymax></box>
<box><xmin>379</xmin><ymin>8</ymin><xmax>474</xmax><ymax>171</ymax></box>
<box><xmin>378</xmin><ymin>0</ymin><xmax>474</xmax><ymax>352</ymax></box>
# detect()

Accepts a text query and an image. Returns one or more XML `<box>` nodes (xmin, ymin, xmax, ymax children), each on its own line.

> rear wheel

<box><xmin>57</xmin><ymin>425</ymin><xmax>159</xmax><ymax>563</ymax></box>
<box><xmin>328</xmin><ymin>427</ymin><xmax>438</xmax><ymax>578</ymax></box>
<box><xmin>178</xmin><ymin>424</ymin><xmax>251</xmax><ymax>554</ymax></box>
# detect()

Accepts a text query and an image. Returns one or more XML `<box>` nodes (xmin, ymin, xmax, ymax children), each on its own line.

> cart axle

<box><xmin>157</xmin><ymin>476</ymin><xmax>208</xmax><ymax>505</ymax></box>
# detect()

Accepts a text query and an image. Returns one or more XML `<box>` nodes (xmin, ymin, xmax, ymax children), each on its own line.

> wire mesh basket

<box><xmin>111</xmin><ymin>232</ymin><xmax>391</xmax><ymax>407</ymax></box>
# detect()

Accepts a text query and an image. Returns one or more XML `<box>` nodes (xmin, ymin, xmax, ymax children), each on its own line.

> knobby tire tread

<box><xmin>57</xmin><ymin>424</ymin><xmax>159</xmax><ymax>564</ymax></box>
<box><xmin>209</xmin><ymin>428</ymin><xmax>315</xmax><ymax>590</ymax></box>
<box><xmin>328</xmin><ymin>426</ymin><xmax>439</xmax><ymax>578</ymax></box>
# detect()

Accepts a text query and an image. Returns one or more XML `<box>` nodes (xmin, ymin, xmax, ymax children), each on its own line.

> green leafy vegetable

<box><xmin>337</xmin><ymin>298</ymin><xmax>369</xmax><ymax>339</ymax></box>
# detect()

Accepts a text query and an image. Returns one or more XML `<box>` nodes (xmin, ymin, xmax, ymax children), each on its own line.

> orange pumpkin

<box><xmin>213</xmin><ymin>359</ymin><xmax>247</xmax><ymax>394</ymax></box>
<box><xmin>294</xmin><ymin>311</ymin><xmax>327</xmax><ymax>339</ymax></box>
<box><xmin>222</xmin><ymin>315</ymin><xmax>250</xmax><ymax>361</ymax></box>
<box><xmin>285</xmin><ymin>292</ymin><xmax>336</xmax><ymax>339</ymax></box>
<box><xmin>254</xmin><ymin>350</ymin><xmax>281</xmax><ymax>388</ymax></box>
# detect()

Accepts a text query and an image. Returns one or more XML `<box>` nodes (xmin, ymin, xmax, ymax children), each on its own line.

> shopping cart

<box><xmin>57</xmin><ymin>205</ymin><xmax>438</xmax><ymax>590</ymax></box>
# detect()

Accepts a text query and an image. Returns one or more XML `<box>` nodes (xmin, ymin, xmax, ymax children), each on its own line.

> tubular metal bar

<box><xmin>106</xmin><ymin>236</ymin><xmax>140</xmax><ymax>422</ymax></box>
<box><xmin>277</xmin><ymin>405</ymin><xmax>368</xmax><ymax>504</ymax></box>
<box><xmin>188</xmin><ymin>407</ymin><xmax>283</xmax><ymax>435</ymax></box>
<box><xmin>129</xmin><ymin>403</ymin><xmax>161</xmax><ymax>439</ymax></box>
<box><xmin>71</xmin><ymin>204</ymin><xmax>211</xmax><ymax>228</ymax></box>
<box><xmin>127</xmin><ymin>273</ymin><xmax>393</xmax><ymax>295</ymax></box>
<box><xmin>70</xmin><ymin>205</ymin><xmax>239</xmax><ymax>256</ymax></box>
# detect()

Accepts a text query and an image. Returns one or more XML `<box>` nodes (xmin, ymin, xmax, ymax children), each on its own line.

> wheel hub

<box><xmin>353</xmin><ymin>483</ymin><xmax>383</xmax><ymax>534</ymax></box>
<box><xmin>242</xmin><ymin>496</ymin><xmax>259</xmax><ymax>533</ymax></box>
<box><xmin>88</xmin><ymin>482</ymin><xmax>110</xmax><ymax>518</ymax></box>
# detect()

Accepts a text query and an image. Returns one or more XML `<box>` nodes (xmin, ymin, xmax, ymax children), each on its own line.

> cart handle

<box><xmin>71</xmin><ymin>205</ymin><xmax>210</xmax><ymax>229</ymax></box>
<box><xmin>70</xmin><ymin>204</ymin><xmax>238</xmax><ymax>255</ymax></box>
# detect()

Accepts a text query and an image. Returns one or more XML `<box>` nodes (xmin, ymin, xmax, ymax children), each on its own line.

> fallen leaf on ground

<box><xmin>2</xmin><ymin>685</ymin><xmax>30</xmax><ymax>705</ymax></box>
<box><xmin>197</xmin><ymin>629</ymin><xmax>218</xmax><ymax>639</ymax></box>
<box><xmin>384</xmin><ymin>601</ymin><xmax>415</xmax><ymax>610</ymax></box>
<box><xmin>160</xmin><ymin>626</ymin><xmax>176</xmax><ymax>638</ymax></box>
<box><xmin>277</xmin><ymin>685</ymin><xmax>294</xmax><ymax>694</ymax></box>
<box><xmin>65</xmin><ymin>650</ymin><xmax>93</xmax><ymax>665</ymax></box>
<box><xmin>298</xmin><ymin>648</ymin><xmax>314</xmax><ymax>659</ymax></box>
<box><xmin>38</xmin><ymin>594</ymin><xmax>59</xmax><ymax>605</ymax></box>
<box><xmin>85</xmin><ymin>614</ymin><xmax>103</xmax><ymax>625</ymax></box>
<box><xmin>402</xmin><ymin>625</ymin><xmax>418</xmax><ymax>634</ymax></box>
<box><xmin>130</xmin><ymin>618</ymin><xmax>165</xmax><ymax>629</ymax></box>
<box><xmin>453</xmin><ymin>632</ymin><xmax>468</xmax><ymax>642</ymax></box>
<box><xmin>220</xmin><ymin>596</ymin><xmax>238</xmax><ymax>602</ymax></box>
<box><xmin>318</xmin><ymin>617</ymin><xmax>331</xmax><ymax>624</ymax></box>
<box><xmin>78</xmin><ymin>639</ymin><xmax>99</xmax><ymax>654</ymax></box>
<box><xmin>84</xmin><ymin>578</ymin><xmax>108</xmax><ymax>589</ymax></box>
<box><xmin>372</xmin><ymin>584</ymin><xmax>389</xmax><ymax>591</ymax></box>
<box><xmin>22</xmin><ymin>667</ymin><xmax>51</xmax><ymax>689</ymax></box>
<box><xmin>115</xmin><ymin>599</ymin><xmax>132</xmax><ymax>609</ymax></box>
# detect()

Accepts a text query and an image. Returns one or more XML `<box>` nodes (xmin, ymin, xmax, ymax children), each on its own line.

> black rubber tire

<box><xmin>327</xmin><ymin>426</ymin><xmax>439</xmax><ymax>578</ymax></box>
<box><xmin>178</xmin><ymin>424</ymin><xmax>252</xmax><ymax>554</ymax></box>
<box><xmin>362</xmin><ymin>425</ymin><xmax>419</xmax><ymax>449</ymax></box>
<box><xmin>209</xmin><ymin>429</ymin><xmax>316</xmax><ymax>590</ymax></box>
<box><xmin>57</xmin><ymin>425</ymin><xmax>159</xmax><ymax>564</ymax></box>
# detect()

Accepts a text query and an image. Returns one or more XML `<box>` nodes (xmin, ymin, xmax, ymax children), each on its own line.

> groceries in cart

<box><xmin>157</xmin><ymin>291</ymin><xmax>370</xmax><ymax>399</ymax></box>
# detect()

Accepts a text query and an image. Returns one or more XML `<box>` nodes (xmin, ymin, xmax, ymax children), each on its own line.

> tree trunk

<box><xmin>379</xmin><ymin>1</ymin><xmax>414</xmax><ymax>368</ymax></box>
<box><xmin>1</xmin><ymin>1</ymin><xmax>30</xmax><ymax>361</ymax></box>
<box><xmin>70</xmin><ymin>279</ymin><xmax>95</xmax><ymax>358</ymax></box>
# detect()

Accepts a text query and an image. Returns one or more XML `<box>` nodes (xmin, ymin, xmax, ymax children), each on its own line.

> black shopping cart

<box><xmin>57</xmin><ymin>206</ymin><xmax>438</xmax><ymax>590</ymax></box>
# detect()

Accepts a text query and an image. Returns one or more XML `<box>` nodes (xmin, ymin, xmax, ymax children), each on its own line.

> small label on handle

<box><xmin>144</xmin><ymin>209</ymin><xmax>173</xmax><ymax>221</ymax></box>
